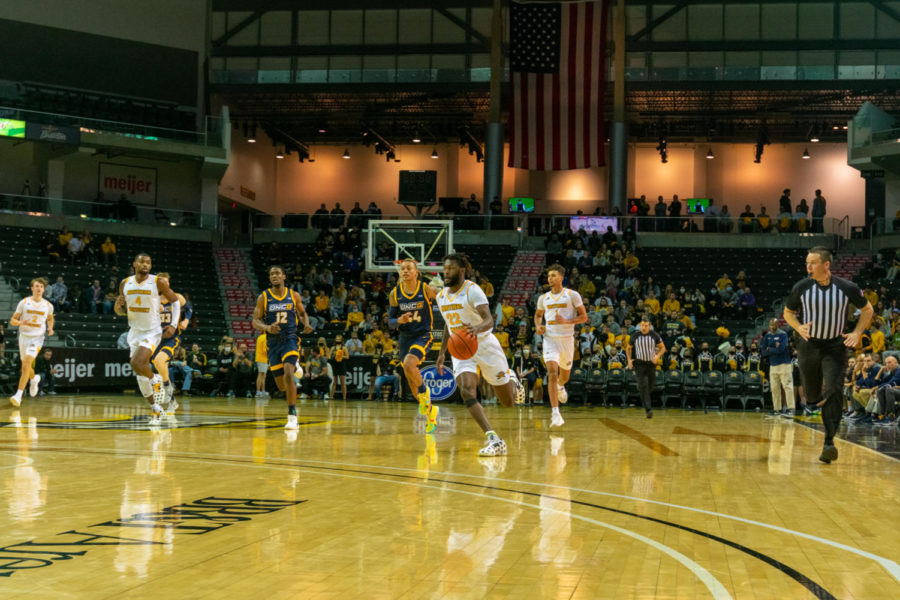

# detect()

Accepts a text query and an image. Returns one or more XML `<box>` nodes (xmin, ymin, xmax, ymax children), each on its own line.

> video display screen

<box><xmin>509</xmin><ymin>197</ymin><xmax>534</xmax><ymax>213</ymax></box>
<box><xmin>0</xmin><ymin>119</ymin><xmax>25</xmax><ymax>138</ymax></box>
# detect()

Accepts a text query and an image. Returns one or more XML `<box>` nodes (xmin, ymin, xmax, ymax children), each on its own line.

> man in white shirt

<box><xmin>534</xmin><ymin>264</ymin><xmax>588</xmax><ymax>427</ymax></box>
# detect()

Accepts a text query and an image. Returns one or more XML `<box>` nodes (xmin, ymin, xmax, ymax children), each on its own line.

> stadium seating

<box><xmin>0</xmin><ymin>225</ymin><xmax>225</xmax><ymax>352</ymax></box>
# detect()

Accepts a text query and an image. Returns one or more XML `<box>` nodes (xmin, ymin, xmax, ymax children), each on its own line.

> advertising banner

<box><xmin>98</xmin><ymin>162</ymin><xmax>157</xmax><ymax>205</ymax></box>
<box><xmin>47</xmin><ymin>348</ymin><xmax>134</xmax><ymax>389</ymax></box>
<box><xmin>25</xmin><ymin>122</ymin><xmax>80</xmax><ymax>145</ymax></box>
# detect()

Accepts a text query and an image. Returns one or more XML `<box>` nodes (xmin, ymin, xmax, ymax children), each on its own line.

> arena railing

<box><xmin>0</xmin><ymin>104</ymin><xmax>222</xmax><ymax>146</ymax></box>
<box><xmin>0</xmin><ymin>193</ymin><xmax>213</xmax><ymax>230</ymax></box>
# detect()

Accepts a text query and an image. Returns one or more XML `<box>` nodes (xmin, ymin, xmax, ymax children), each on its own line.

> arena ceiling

<box><xmin>209</xmin><ymin>0</ymin><xmax>900</xmax><ymax>147</ymax></box>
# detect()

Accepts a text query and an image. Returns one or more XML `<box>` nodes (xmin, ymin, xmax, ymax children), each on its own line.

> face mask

<box><xmin>225</xmin><ymin>346</ymin><xmax>232</xmax><ymax>353</ymax></box>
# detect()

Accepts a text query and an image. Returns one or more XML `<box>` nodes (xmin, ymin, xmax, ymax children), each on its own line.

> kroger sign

<box><xmin>420</xmin><ymin>365</ymin><xmax>457</xmax><ymax>402</ymax></box>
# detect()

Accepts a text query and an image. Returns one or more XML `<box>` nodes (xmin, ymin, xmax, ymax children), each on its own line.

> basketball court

<box><xmin>1</xmin><ymin>396</ymin><xmax>899</xmax><ymax>599</ymax></box>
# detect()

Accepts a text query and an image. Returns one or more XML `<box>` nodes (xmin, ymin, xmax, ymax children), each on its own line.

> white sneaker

<box><xmin>509</xmin><ymin>371</ymin><xmax>526</xmax><ymax>405</ymax></box>
<box><xmin>148</xmin><ymin>403</ymin><xmax>164</xmax><ymax>426</ymax></box>
<box><xmin>166</xmin><ymin>399</ymin><xmax>179</xmax><ymax>416</ymax></box>
<box><xmin>285</xmin><ymin>414</ymin><xmax>300</xmax><ymax>430</ymax></box>
<box><xmin>29</xmin><ymin>375</ymin><xmax>41</xmax><ymax>397</ymax></box>
<box><xmin>151</xmin><ymin>375</ymin><xmax>166</xmax><ymax>404</ymax></box>
<box><xmin>550</xmin><ymin>413</ymin><xmax>565</xmax><ymax>428</ymax></box>
<box><xmin>9</xmin><ymin>393</ymin><xmax>22</xmax><ymax>408</ymax></box>
<box><xmin>164</xmin><ymin>384</ymin><xmax>175</xmax><ymax>406</ymax></box>
<box><xmin>557</xmin><ymin>385</ymin><xmax>568</xmax><ymax>404</ymax></box>
<box><xmin>478</xmin><ymin>436</ymin><xmax>508</xmax><ymax>456</ymax></box>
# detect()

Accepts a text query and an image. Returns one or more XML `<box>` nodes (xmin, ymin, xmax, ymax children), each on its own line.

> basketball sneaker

<box><xmin>557</xmin><ymin>384</ymin><xmax>568</xmax><ymax>405</ymax></box>
<box><xmin>285</xmin><ymin>414</ymin><xmax>300</xmax><ymax>430</ymax></box>
<box><xmin>164</xmin><ymin>384</ymin><xmax>175</xmax><ymax>406</ymax></box>
<box><xmin>478</xmin><ymin>436</ymin><xmax>507</xmax><ymax>456</ymax></box>
<box><xmin>425</xmin><ymin>403</ymin><xmax>439</xmax><ymax>434</ymax></box>
<box><xmin>509</xmin><ymin>371</ymin><xmax>526</xmax><ymax>405</ymax></box>
<box><xmin>166</xmin><ymin>398</ymin><xmax>179</xmax><ymax>416</ymax></box>
<box><xmin>29</xmin><ymin>375</ymin><xmax>41</xmax><ymax>397</ymax></box>
<box><xmin>417</xmin><ymin>387</ymin><xmax>432</xmax><ymax>415</ymax></box>
<box><xmin>150</xmin><ymin>374</ymin><xmax>166</xmax><ymax>404</ymax></box>
<box><xmin>148</xmin><ymin>403</ymin><xmax>165</xmax><ymax>427</ymax></box>
<box><xmin>550</xmin><ymin>412</ymin><xmax>565</xmax><ymax>428</ymax></box>
<box><xmin>9</xmin><ymin>391</ymin><xmax>22</xmax><ymax>407</ymax></box>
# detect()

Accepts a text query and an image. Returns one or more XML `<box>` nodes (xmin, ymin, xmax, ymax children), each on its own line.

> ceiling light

<box><xmin>802</xmin><ymin>148</ymin><xmax>810</xmax><ymax>159</ymax></box>
<box><xmin>431</xmin><ymin>148</ymin><xmax>438</xmax><ymax>159</ymax></box>
<box><xmin>412</xmin><ymin>131</ymin><xmax>421</xmax><ymax>143</ymax></box>
<box><xmin>276</xmin><ymin>150</ymin><xmax>284</xmax><ymax>159</ymax></box>
<box><xmin>706</xmin><ymin>148</ymin><xmax>714</xmax><ymax>159</ymax></box>
<box><xmin>343</xmin><ymin>148</ymin><xmax>350</xmax><ymax>159</ymax></box>
<box><xmin>247</xmin><ymin>125</ymin><xmax>257</xmax><ymax>143</ymax></box>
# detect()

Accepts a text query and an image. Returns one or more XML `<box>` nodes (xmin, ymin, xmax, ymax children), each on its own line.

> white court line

<box><xmin>0</xmin><ymin>451</ymin><xmax>34</xmax><ymax>470</ymax></box>
<box><xmin>28</xmin><ymin>444</ymin><xmax>900</xmax><ymax>586</ymax></box>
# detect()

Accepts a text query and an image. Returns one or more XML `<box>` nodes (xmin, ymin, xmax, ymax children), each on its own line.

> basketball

<box><xmin>447</xmin><ymin>329</ymin><xmax>478</xmax><ymax>360</ymax></box>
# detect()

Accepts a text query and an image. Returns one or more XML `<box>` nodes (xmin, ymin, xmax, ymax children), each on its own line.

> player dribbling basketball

<box><xmin>435</xmin><ymin>254</ymin><xmax>525</xmax><ymax>456</ymax></box>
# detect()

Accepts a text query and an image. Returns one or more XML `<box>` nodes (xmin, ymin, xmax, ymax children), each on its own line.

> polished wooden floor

<box><xmin>1</xmin><ymin>394</ymin><xmax>899</xmax><ymax>599</ymax></box>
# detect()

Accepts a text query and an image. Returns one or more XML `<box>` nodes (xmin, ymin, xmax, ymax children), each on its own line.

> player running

<box><xmin>9</xmin><ymin>278</ymin><xmax>54</xmax><ymax>407</ymax></box>
<box><xmin>388</xmin><ymin>258</ymin><xmax>439</xmax><ymax>433</ymax></box>
<box><xmin>534</xmin><ymin>264</ymin><xmax>588</xmax><ymax>427</ymax></box>
<box><xmin>150</xmin><ymin>273</ymin><xmax>192</xmax><ymax>415</ymax></box>
<box><xmin>435</xmin><ymin>254</ymin><xmax>525</xmax><ymax>456</ymax></box>
<box><xmin>251</xmin><ymin>265</ymin><xmax>313</xmax><ymax>431</ymax></box>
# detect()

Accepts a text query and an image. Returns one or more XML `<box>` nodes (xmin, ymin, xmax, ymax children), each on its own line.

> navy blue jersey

<box><xmin>264</xmin><ymin>288</ymin><xmax>301</xmax><ymax>342</ymax></box>
<box><xmin>390</xmin><ymin>280</ymin><xmax>434</xmax><ymax>337</ymax></box>
<box><xmin>160</xmin><ymin>299</ymin><xmax>192</xmax><ymax>335</ymax></box>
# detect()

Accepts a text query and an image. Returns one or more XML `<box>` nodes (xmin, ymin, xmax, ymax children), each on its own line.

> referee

<box><xmin>626</xmin><ymin>315</ymin><xmax>666</xmax><ymax>418</ymax></box>
<box><xmin>783</xmin><ymin>247</ymin><xmax>873</xmax><ymax>464</ymax></box>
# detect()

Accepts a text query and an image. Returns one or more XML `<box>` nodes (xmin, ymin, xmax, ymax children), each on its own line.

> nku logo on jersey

<box><xmin>420</xmin><ymin>365</ymin><xmax>457</xmax><ymax>402</ymax></box>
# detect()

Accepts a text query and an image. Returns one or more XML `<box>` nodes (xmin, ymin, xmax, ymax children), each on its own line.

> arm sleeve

<box><xmin>571</xmin><ymin>291</ymin><xmax>584</xmax><ymax>308</ymax></box>
<box><xmin>837</xmin><ymin>279</ymin><xmax>867</xmax><ymax>309</ymax></box>
<box><xmin>182</xmin><ymin>302</ymin><xmax>193</xmax><ymax>322</ymax></box>
<box><xmin>387</xmin><ymin>304</ymin><xmax>399</xmax><ymax>328</ymax></box>
<box><xmin>469</xmin><ymin>283</ymin><xmax>489</xmax><ymax>308</ymax></box>
<box><xmin>784</xmin><ymin>280</ymin><xmax>805</xmax><ymax>312</ymax></box>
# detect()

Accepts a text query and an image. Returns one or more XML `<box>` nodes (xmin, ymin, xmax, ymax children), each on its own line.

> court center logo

<box><xmin>420</xmin><ymin>365</ymin><xmax>457</xmax><ymax>402</ymax></box>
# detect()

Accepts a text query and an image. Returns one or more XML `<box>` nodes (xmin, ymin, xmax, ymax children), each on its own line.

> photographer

<box><xmin>232</xmin><ymin>343</ymin><xmax>256</xmax><ymax>398</ymax></box>
<box><xmin>34</xmin><ymin>349</ymin><xmax>56</xmax><ymax>395</ymax></box>
<box><xmin>371</xmin><ymin>345</ymin><xmax>400</xmax><ymax>401</ymax></box>
<box><xmin>303</xmin><ymin>345</ymin><xmax>331</xmax><ymax>399</ymax></box>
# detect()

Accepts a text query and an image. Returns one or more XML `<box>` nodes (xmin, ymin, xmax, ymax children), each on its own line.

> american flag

<box><xmin>508</xmin><ymin>1</ymin><xmax>608</xmax><ymax>171</ymax></box>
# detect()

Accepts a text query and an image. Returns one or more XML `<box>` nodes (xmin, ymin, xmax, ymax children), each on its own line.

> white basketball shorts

<box><xmin>450</xmin><ymin>333</ymin><xmax>511</xmax><ymax>386</ymax></box>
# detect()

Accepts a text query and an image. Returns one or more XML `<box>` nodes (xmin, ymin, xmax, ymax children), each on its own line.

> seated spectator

<box><xmin>302</xmin><ymin>346</ymin><xmax>332</xmax><ymax>398</ymax></box>
<box><xmin>345</xmin><ymin>329</ymin><xmax>364</xmax><ymax>355</ymax></box>
<box><xmin>778</xmin><ymin>210</ymin><xmax>793</xmax><ymax>233</ymax></box>
<box><xmin>793</xmin><ymin>205</ymin><xmax>809</xmax><ymax>232</ymax></box>
<box><xmin>231</xmin><ymin>343</ymin><xmax>255</xmax><ymax>398</ymax></box>
<box><xmin>100</xmin><ymin>236</ymin><xmax>117</xmax><ymax>266</ymax></box>
<box><xmin>34</xmin><ymin>349</ymin><xmax>56</xmax><ymax>395</ymax></box>
<box><xmin>756</xmin><ymin>207</ymin><xmax>771</xmax><ymax>232</ymax></box>
<box><xmin>623</xmin><ymin>251</ymin><xmax>639</xmax><ymax>273</ymax></box>
<box><xmin>739</xmin><ymin>205</ymin><xmax>755</xmax><ymax>233</ymax></box>
<box><xmin>644</xmin><ymin>291</ymin><xmax>660</xmax><ymax>316</ymax></box>
<box><xmin>213</xmin><ymin>341</ymin><xmax>236</xmax><ymax>397</ymax></box>
<box><xmin>738</xmin><ymin>287</ymin><xmax>757</xmax><ymax>317</ymax></box>
<box><xmin>850</xmin><ymin>354</ymin><xmax>880</xmax><ymax>418</ymax></box>
<box><xmin>715</xmin><ymin>273</ymin><xmax>732</xmax><ymax>291</ymax></box>
<box><xmin>169</xmin><ymin>346</ymin><xmax>201</xmax><ymax>396</ymax></box>
<box><xmin>49</xmin><ymin>276</ymin><xmax>69</xmax><ymax>312</ymax></box>
<box><xmin>662</xmin><ymin>292</ymin><xmax>680</xmax><ymax>314</ymax></box>
<box><xmin>57</xmin><ymin>226</ymin><xmax>73</xmax><ymax>259</ymax></box>
<box><xmin>370</xmin><ymin>346</ymin><xmax>400</xmax><ymax>400</ymax></box>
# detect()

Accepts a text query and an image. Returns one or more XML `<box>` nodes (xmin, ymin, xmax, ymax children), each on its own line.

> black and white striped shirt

<box><xmin>630</xmin><ymin>330</ymin><xmax>663</xmax><ymax>363</ymax></box>
<box><xmin>785</xmin><ymin>276</ymin><xmax>867</xmax><ymax>340</ymax></box>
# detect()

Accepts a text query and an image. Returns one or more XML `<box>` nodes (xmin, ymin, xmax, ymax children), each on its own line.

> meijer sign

<box><xmin>98</xmin><ymin>163</ymin><xmax>158</xmax><ymax>205</ymax></box>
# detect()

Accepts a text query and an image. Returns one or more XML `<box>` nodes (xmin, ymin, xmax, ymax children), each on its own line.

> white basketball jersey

<box><xmin>15</xmin><ymin>297</ymin><xmax>53</xmax><ymax>336</ymax></box>
<box><xmin>537</xmin><ymin>287</ymin><xmax>584</xmax><ymax>338</ymax></box>
<box><xmin>436</xmin><ymin>280</ymin><xmax>493</xmax><ymax>340</ymax></box>
<box><xmin>123</xmin><ymin>274</ymin><xmax>161</xmax><ymax>332</ymax></box>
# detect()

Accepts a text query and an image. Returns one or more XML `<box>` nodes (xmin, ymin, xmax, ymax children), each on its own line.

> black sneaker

<box><xmin>646</xmin><ymin>409</ymin><xmax>653</xmax><ymax>419</ymax></box>
<box><xmin>818</xmin><ymin>444</ymin><xmax>838</xmax><ymax>464</ymax></box>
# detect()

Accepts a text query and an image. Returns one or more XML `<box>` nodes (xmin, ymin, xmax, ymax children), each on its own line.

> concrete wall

<box><xmin>221</xmin><ymin>133</ymin><xmax>868</xmax><ymax>225</ymax></box>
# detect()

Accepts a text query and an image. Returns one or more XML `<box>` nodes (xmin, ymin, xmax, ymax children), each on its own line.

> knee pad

<box><xmin>464</xmin><ymin>396</ymin><xmax>480</xmax><ymax>408</ymax></box>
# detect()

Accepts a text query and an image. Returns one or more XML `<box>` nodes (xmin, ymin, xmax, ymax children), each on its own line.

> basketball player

<box><xmin>435</xmin><ymin>254</ymin><xmax>525</xmax><ymax>456</ymax></box>
<box><xmin>9</xmin><ymin>278</ymin><xmax>54</xmax><ymax>407</ymax></box>
<box><xmin>114</xmin><ymin>253</ymin><xmax>180</xmax><ymax>425</ymax></box>
<box><xmin>150</xmin><ymin>273</ymin><xmax>192</xmax><ymax>414</ymax></box>
<box><xmin>251</xmin><ymin>265</ymin><xmax>313</xmax><ymax>431</ymax></box>
<box><xmin>534</xmin><ymin>264</ymin><xmax>588</xmax><ymax>427</ymax></box>
<box><xmin>388</xmin><ymin>258</ymin><xmax>439</xmax><ymax>433</ymax></box>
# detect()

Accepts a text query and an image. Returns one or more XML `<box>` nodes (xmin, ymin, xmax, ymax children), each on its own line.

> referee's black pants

<box><xmin>634</xmin><ymin>362</ymin><xmax>656</xmax><ymax>411</ymax></box>
<box><xmin>797</xmin><ymin>338</ymin><xmax>846</xmax><ymax>445</ymax></box>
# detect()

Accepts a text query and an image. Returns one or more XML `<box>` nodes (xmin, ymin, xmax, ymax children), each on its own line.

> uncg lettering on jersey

<box><xmin>264</xmin><ymin>290</ymin><xmax>299</xmax><ymax>338</ymax></box>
